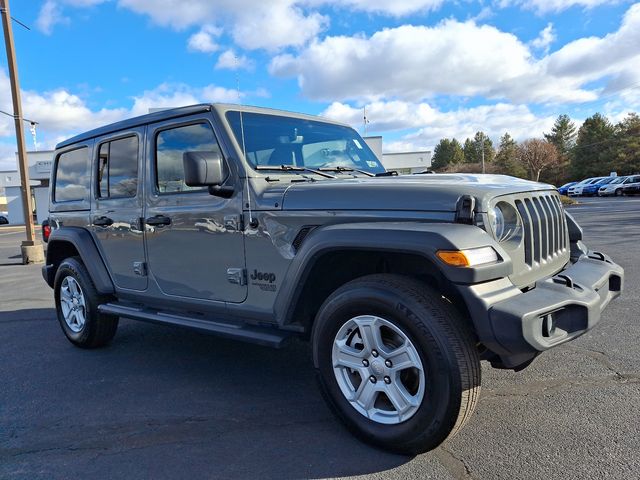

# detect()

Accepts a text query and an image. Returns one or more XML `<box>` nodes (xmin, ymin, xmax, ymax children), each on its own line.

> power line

<box><xmin>0</xmin><ymin>8</ymin><xmax>29</xmax><ymax>30</ymax></box>
<box><xmin>0</xmin><ymin>109</ymin><xmax>39</xmax><ymax>124</ymax></box>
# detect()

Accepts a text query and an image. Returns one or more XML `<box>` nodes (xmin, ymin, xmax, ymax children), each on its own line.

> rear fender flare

<box><xmin>44</xmin><ymin>227</ymin><xmax>114</xmax><ymax>295</ymax></box>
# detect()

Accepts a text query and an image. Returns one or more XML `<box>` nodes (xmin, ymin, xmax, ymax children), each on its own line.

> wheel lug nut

<box><xmin>362</xmin><ymin>359</ymin><xmax>369</xmax><ymax>367</ymax></box>
<box><xmin>371</xmin><ymin>350</ymin><xmax>379</xmax><ymax>357</ymax></box>
<box><xmin>369</xmin><ymin>376</ymin><xmax>377</xmax><ymax>384</ymax></box>
<box><xmin>385</xmin><ymin>360</ymin><xmax>392</xmax><ymax>368</ymax></box>
<box><xmin>384</xmin><ymin>376</ymin><xmax>391</xmax><ymax>384</ymax></box>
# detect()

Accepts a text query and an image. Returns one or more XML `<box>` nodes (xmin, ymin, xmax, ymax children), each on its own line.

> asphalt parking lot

<box><xmin>1</xmin><ymin>197</ymin><xmax>639</xmax><ymax>480</ymax></box>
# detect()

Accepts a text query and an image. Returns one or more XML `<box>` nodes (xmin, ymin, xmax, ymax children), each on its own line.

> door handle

<box><xmin>93</xmin><ymin>216</ymin><xmax>113</xmax><ymax>226</ymax></box>
<box><xmin>145</xmin><ymin>215</ymin><xmax>172</xmax><ymax>227</ymax></box>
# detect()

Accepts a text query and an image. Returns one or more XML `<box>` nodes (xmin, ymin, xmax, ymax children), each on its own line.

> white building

<box><xmin>364</xmin><ymin>136</ymin><xmax>432</xmax><ymax>174</ymax></box>
<box><xmin>3</xmin><ymin>151</ymin><xmax>52</xmax><ymax>225</ymax></box>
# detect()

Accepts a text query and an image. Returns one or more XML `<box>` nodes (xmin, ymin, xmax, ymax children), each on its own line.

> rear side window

<box><xmin>97</xmin><ymin>136</ymin><xmax>139</xmax><ymax>199</ymax></box>
<box><xmin>156</xmin><ymin>123</ymin><xmax>221</xmax><ymax>194</ymax></box>
<box><xmin>54</xmin><ymin>147</ymin><xmax>90</xmax><ymax>202</ymax></box>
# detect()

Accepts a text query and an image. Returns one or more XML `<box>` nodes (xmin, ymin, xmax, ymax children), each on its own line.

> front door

<box><xmin>91</xmin><ymin>129</ymin><xmax>147</xmax><ymax>291</ymax></box>
<box><xmin>144</xmin><ymin>115</ymin><xmax>247</xmax><ymax>303</ymax></box>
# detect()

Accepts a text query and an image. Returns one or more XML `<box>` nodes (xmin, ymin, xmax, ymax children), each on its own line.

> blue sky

<box><xmin>1</xmin><ymin>0</ymin><xmax>639</xmax><ymax>169</ymax></box>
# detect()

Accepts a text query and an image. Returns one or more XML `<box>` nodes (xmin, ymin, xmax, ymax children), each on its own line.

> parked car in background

<box><xmin>0</xmin><ymin>215</ymin><xmax>8</xmax><ymax>225</ymax></box>
<box><xmin>598</xmin><ymin>176</ymin><xmax>631</xmax><ymax>196</ymax></box>
<box><xmin>622</xmin><ymin>175</ymin><xmax>640</xmax><ymax>195</ymax></box>
<box><xmin>557</xmin><ymin>181</ymin><xmax>577</xmax><ymax>196</ymax></box>
<box><xmin>582</xmin><ymin>177</ymin><xmax>615</xmax><ymax>196</ymax></box>
<box><xmin>568</xmin><ymin>177</ymin><xmax>605</xmax><ymax>196</ymax></box>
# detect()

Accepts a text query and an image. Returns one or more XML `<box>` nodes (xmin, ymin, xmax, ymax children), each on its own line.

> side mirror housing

<box><xmin>183</xmin><ymin>151</ymin><xmax>228</xmax><ymax>187</ymax></box>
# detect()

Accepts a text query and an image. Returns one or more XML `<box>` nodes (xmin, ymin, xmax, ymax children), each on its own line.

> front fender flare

<box><xmin>274</xmin><ymin>221</ymin><xmax>512</xmax><ymax>324</ymax></box>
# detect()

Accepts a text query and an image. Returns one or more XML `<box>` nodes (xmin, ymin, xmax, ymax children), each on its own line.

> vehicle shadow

<box><xmin>2</xmin><ymin>310</ymin><xmax>413</xmax><ymax>479</ymax></box>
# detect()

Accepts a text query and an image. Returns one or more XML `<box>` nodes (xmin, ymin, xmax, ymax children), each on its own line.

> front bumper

<box><xmin>458</xmin><ymin>251</ymin><xmax>624</xmax><ymax>369</ymax></box>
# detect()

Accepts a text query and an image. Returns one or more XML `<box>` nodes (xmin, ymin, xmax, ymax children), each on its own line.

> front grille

<box><xmin>514</xmin><ymin>194</ymin><xmax>568</xmax><ymax>267</ymax></box>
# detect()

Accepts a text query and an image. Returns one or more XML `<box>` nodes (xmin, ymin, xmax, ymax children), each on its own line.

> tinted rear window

<box><xmin>54</xmin><ymin>147</ymin><xmax>90</xmax><ymax>202</ymax></box>
<box><xmin>97</xmin><ymin>136</ymin><xmax>139</xmax><ymax>198</ymax></box>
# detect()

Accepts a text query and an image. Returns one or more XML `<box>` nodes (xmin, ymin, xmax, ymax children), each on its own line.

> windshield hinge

<box><xmin>455</xmin><ymin>195</ymin><xmax>476</xmax><ymax>225</ymax></box>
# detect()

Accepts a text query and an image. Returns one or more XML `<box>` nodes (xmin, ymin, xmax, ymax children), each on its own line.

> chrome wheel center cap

<box><xmin>371</xmin><ymin>360</ymin><xmax>384</xmax><ymax>376</ymax></box>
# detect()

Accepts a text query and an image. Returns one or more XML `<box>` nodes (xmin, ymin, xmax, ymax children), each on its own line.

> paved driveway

<box><xmin>1</xmin><ymin>197</ymin><xmax>639</xmax><ymax>479</ymax></box>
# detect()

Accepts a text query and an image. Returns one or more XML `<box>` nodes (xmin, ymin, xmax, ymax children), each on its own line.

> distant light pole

<box><xmin>1</xmin><ymin>0</ymin><xmax>44</xmax><ymax>263</ymax></box>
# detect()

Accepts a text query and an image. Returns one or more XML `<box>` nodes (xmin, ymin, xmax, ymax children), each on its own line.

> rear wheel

<box><xmin>54</xmin><ymin>257</ymin><xmax>118</xmax><ymax>348</ymax></box>
<box><xmin>312</xmin><ymin>274</ymin><xmax>481</xmax><ymax>454</ymax></box>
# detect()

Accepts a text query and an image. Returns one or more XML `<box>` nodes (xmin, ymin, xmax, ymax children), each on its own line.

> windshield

<box><xmin>609</xmin><ymin>177</ymin><xmax>625</xmax><ymax>184</ymax></box>
<box><xmin>226</xmin><ymin>111</ymin><xmax>386</xmax><ymax>175</ymax></box>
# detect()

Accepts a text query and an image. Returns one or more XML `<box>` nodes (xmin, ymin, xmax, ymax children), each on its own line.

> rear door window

<box><xmin>54</xmin><ymin>147</ymin><xmax>90</xmax><ymax>203</ymax></box>
<box><xmin>97</xmin><ymin>136</ymin><xmax>139</xmax><ymax>199</ymax></box>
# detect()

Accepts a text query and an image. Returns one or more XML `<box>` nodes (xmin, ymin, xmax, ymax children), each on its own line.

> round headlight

<box><xmin>490</xmin><ymin>205</ymin><xmax>505</xmax><ymax>239</ymax></box>
<box><xmin>489</xmin><ymin>202</ymin><xmax>521</xmax><ymax>243</ymax></box>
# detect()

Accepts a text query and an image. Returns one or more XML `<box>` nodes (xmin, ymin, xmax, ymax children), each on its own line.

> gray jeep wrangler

<box><xmin>43</xmin><ymin>104</ymin><xmax>624</xmax><ymax>454</ymax></box>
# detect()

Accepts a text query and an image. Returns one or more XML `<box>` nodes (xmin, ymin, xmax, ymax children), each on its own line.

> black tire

<box><xmin>312</xmin><ymin>274</ymin><xmax>481</xmax><ymax>454</ymax></box>
<box><xmin>54</xmin><ymin>256</ymin><xmax>118</xmax><ymax>348</ymax></box>
<box><xmin>615</xmin><ymin>189</ymin><xmax>623</xmax><ymax>197</ymax></box>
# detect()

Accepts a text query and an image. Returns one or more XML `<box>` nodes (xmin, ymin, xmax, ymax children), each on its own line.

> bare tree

<box><xmin>517</xmin><ymin>139</ymin><xmax>560</xmax><ymax>182</ymax></box>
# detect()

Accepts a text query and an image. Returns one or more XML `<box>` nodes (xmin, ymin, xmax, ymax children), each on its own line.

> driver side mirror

<box><xmin>183</xmin><ymin>151</ymin><xmax>228</xmax><ymax>187</ymax></box>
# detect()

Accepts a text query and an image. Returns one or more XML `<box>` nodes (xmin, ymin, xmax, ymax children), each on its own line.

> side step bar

<box><xmin>98</xmin><ymin>303</ymin><xmax>291</xmax><ymax>348</ymax></box>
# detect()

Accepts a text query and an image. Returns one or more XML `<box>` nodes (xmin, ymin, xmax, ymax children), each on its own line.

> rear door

<box><xmin>143</xmin><ymin>114</ymin><xmax>247</xmax><ymax>303</ymax></box>
<box><xmin>90</xmin><ymin>129</ymin><xmax>147</xmax><ymax>291</ymax></box>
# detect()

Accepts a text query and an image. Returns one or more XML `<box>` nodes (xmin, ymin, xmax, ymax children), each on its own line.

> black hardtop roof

<box><xmin>55</xmin><ymin>103</ymin><xmax>349</xmax><ymax>150</ymax></box>
<box><xmin>56</xmin><ymin>104</ymin><xmax>212</xmax><ymax>149</ymax></box>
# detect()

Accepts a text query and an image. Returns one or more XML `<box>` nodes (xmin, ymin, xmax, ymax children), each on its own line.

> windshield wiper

<box><xmin>255</xmin><ymin>164</ymin><xmax>336</xmax><ymax>179</ymax></box>
<box><xmin>318</xmin><ymin>166</ymin><xmax>375</xmax><ymax>177</ymax></box>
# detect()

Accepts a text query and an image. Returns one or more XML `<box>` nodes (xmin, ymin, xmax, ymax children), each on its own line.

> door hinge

<box><xmin>133</xmin><ymin>261</ymin><xmax>147</xmax><ymax>276</ymax></box>
<box><xmin>224</xmin><ymin>214</ymin><xmax>243</xmax><ymax>231</ymax></box>
<box><xmin>227</xmin><ymin>268</ymin><xmax>246</xmax><ymax>286</ymax></box>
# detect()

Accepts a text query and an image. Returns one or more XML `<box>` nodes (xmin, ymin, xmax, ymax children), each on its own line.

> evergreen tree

<box><xmin>610</xmin><ymin>113</ymin><xmax>640</xmax><ymax>175</ymax></box>
<box><xmin>463</xmin><ymin>138</ymin><xmax>477</xmax><ymax>163</ymax></box>
<box><xmin>431</xmin><ymin>138</ymin><xmax>464</xmax><ymax>171</ymax></box>
<box><xmin>543</xmin><ymin>114</ymin><xmax>577</xmax><ymax>184</ymax></box>
<box><xmin>571</xmin><ymin>113</ymin><xmax>615</xmax><ymax>178</ymax></box>
<box><xmin>494</xmin><ymin>133</ymin><xmax>526</xmax><ymax>178</ymax></box>
<box><xmin>463</xmin><ymin>132</ymin><xmax>494</xmax><ymax>164</ymax></box>
<box><xmin>544</xmin><ymin>114</ymin><xmax>577</xmax><ymax>156</ymax></box>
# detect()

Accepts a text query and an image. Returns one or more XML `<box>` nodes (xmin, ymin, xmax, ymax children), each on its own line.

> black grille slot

<box><xmin>292</xmin><ymin>226</ymin><xmax>317</xmax><ymax>252</ymax></box>
<box><xmin>517</xmin><ymin>193</ymin><xmax>568</xmax><ymax>267</ymax></box>
<box><xmin>515</xmin><ymin>200</ymin><xmax>533</xmax><ymax>266</ymax></box>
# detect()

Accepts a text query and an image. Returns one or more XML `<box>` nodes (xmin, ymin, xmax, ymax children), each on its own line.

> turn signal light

<box><xmin>437</xmin><ymin>247</ymin><xmax>499</xmax><ymax>267</ymax></box>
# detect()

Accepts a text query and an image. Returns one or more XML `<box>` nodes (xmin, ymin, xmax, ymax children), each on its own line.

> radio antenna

<box><xmin>236</xmin><ymin>55</ymin><xmax>253</xmax><ymax>226</ymax></box>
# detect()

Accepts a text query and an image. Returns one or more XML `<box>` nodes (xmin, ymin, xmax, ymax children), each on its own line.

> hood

<box><xmin>278</xmin><ymin>174</ymin><xmax>553</xmax><ymax>213</ymax></box>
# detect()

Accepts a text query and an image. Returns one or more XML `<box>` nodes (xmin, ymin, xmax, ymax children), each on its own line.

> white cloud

<box><xmin>497</xmin><ymin>0</ymin><xmax>623</xmax><ymax>14</ymax></box>
<box><xmin>545</xmin><ymin>3</ymin><xmax>640</xmax><ymax>79</ymax></box>
<box><xmin>270</xmin><ymin>20</ymin><xmax>592</xmax><ymax>104</ymax></box>
<box><xmin>118</xmin><ymin>0</ymin><xmax>328</xmax><ymax>50</ymax></box>
<box><xmin>0</xmin><ymin>142</ymin><xmax>17</xmax><ymax>171</ymax></box>
<box><xmin>308</xmin><ymin>0</ymin><xmax>445</xmax><ymax>16</ymax></box>
<box><xmin>215</xmin><ymin>49</ymin><xmax>254</xmax><ymax>70</ymax></box>
<box><xmin>321</xmin><ymin>100</ymin><xmax>557</xmax><ymax>149</ymax></box>
<box><xmin>36</xmin><ymin>0</ymin><xmax>68</xmax><ymax>35</ymax></box>
<box><xmin>531</xmin><ymin>23</ymin><xmax>556</xmax><ymax>53</ymax></box>
<box><xmin>187</xmin><ymin>25</ymin><xmax>221</xmax><ymax>53</ymax></box>
<box><xmin>271</xmin><ymin>4</ymin><xmax>640</xmax><ymax>105</ymax></box>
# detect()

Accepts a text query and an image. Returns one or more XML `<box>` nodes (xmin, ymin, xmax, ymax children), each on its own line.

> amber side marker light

<box><xmin>437</xmin><ymin>247</ymin><xmax>499</xmax><ymax>267</ymax></box>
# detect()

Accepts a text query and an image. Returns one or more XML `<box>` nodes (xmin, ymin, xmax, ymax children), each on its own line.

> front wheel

<box><xmin>312</xmin><ymin>274</ymin><xmax>481</xmax><ymax>454</ymax></box>
<box><xmin>615</xmin><ymin>189</ymin><xmax>623</xmax><ymax>197</ymax></box>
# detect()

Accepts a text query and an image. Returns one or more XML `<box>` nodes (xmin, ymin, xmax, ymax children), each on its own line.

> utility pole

<box><xmin>478</xmin><ymin>132</ymin><xmax>486</xmax><ymax>174</ymax></box>
<box><xmin>1</xmin><ymin>0</ymin><xmax>43</xmax><ymax>263</ymax></box>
